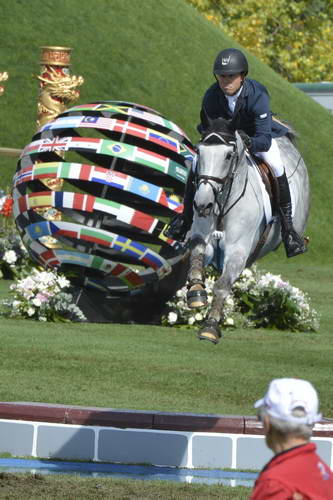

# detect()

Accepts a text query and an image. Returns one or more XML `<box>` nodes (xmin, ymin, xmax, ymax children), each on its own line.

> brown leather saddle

<box><xmin>252</xmin><ymin>155</ymin><xmax>279</xmax><ymax>216</ymax></box>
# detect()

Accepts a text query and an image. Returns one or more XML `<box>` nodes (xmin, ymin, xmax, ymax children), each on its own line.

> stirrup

<box><xmin>283</xmin><ymin>230</ymin><xmax>308</xmax><ymax>258</ymax></box>
<box><xmin>164</xmin><ymin>214</ymin><xmax>190</xmax><ymax>242</ymax></box>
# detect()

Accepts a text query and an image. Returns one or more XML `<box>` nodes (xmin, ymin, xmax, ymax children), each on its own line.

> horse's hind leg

<box><xmin>187</xmin><ymin>236</ymin><xmax>208</xmax><ymax>308</ymax></box>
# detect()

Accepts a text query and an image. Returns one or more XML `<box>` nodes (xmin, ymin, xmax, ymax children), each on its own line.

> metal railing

<box><xmin>0</xmin><ymin>147</ymin><xmax>22</xmax><ymax>157</ymax></box>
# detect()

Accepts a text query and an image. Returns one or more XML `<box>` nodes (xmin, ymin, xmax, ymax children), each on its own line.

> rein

<box><xmin>196</xmin><ymin>136</ymin><xmax>247</xmax><ymax>222</ymax></box>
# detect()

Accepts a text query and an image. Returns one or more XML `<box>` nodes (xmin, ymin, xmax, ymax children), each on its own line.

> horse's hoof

<box><xmin>187</xmin><ymin>286</ymin><xmax>208</xmax><ymax>309</ymax></box>
<box><xmin>197</xmin><ymin>319</ymin><xmax>222</xmax><ymax>345</ymax></box>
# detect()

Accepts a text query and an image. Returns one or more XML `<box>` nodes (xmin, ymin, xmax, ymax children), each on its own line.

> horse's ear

<box><xmin>200</xmin><ymin>106</ymin><xmax>213</xmax><ymax>132</ymax></box>
<box><xmin>235</xmin><ymin>130</ymin><xmax>245</xmax><ymax>157</ymax></box>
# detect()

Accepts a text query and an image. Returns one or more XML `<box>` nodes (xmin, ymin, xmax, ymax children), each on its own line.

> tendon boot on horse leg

<box><xmin>186</xmin><ymin>237</ymin><xmax>208</xmax><ymax>308</ymax></box>
<box><xmin>277</xmin><ymin>172</ymin><xmax>307</xmax><ymax>258</ymax></box>
<box><xmin>197</xmin><ymin>318</ymin><xmax>222</xmax><ymax>344</ymax></box>
<box><xmin>164</xmin><ymin>169</ymin><xmax>195</xmax><ymax>242</ymax></box>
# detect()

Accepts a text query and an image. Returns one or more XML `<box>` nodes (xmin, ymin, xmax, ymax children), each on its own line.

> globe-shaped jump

<box><xmin>13</xmin><ymin>101</ymin><xmax>195</xmax><ymax>306</ymax></box>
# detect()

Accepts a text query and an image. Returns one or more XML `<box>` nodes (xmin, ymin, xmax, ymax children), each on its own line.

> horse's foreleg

<box><xmin>187</xmin><ymin>236</ymin><xmax>208</xmax><ymax>308</ymax></box>
<box><xmin>198</xmin><ymin>249</ymin><xmax>247</xmax><ymax>344</ymax></box>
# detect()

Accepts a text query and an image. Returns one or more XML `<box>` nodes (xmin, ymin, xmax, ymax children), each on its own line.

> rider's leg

<box><xmin>256</xmin><ymin>139</ymin><xmax>307</xmax><ymax>258</ymax></box>
<box><xmin>164</xmin><ymin>167</ymin><xmax>195</xmax><ymax>241</ymax></box>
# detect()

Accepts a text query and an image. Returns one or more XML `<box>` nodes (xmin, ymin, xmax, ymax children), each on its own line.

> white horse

<box><xmin>187</xmin><ymin>118</ymin><xmax>309</xmax><ymax>344</ymax></box>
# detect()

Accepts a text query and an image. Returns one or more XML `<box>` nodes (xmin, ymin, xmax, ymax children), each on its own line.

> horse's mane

<box><xmin>201</xmin><ymin>117</ymin><xmax>236</xmax><ymax>145</ymax></box>
<box><xmin>201</xmin><ymin>110</ymin><xmax>298</xmax><ymax>145</ymax></box>
<box><xmin>272</xmin><ymin>115</ymin><xmax>298</xmax><ymax>144</ymax></box>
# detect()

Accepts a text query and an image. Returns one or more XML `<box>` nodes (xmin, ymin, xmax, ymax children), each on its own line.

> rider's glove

<box><xmin>238</xmin><ymin>130</ymin><xmax>252</xmax><ymax>150</ymax></box>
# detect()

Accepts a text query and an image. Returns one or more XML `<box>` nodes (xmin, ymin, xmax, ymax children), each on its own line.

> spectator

<box><xmin>250</xmin><ymin>378</ymin><xmax>333</xmax><ymax>499</ymax></box>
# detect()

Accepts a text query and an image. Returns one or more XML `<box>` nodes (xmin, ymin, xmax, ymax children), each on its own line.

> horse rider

<box><xmin>165</xmin><ymin>48</ymin><xmax>307</xmax><ymax>258</ymax></box>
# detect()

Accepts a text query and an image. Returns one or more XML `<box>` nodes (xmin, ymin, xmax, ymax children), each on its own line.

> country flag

<box><xmin>40</xmin><ymin>116</ymin><xmax>83</xmax><ymax>131</ymax></box>
<box><xmin>135</xmin><ymin>147</ymin><xmax>169</xmax><ymax>172</ymax></box>
<box><xmin>68</xmin><ymin>137</ymin><xmax>102</xmax><ymax>152</ymax></box>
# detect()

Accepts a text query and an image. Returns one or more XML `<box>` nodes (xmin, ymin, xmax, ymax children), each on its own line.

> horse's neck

<box><xmin>223</xmin><ymin>157</ymin><xmax>248</xmax><ymax>213</ymax></box>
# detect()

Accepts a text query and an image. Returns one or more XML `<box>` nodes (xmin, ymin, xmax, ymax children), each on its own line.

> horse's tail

<box><xmin>272</xmin><ymin>114</ymin><xmax>298</xmax><ymax>145</ymax></box>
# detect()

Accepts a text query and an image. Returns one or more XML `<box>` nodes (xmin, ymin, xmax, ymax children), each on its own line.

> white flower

<box><xmin>57</xmin><ymin>276</ymin><xmax>70</xmax><ymax>289</ymax></box>
<box><xmin>188</xmin><ymin>316</ymin><xmax>195</xmax><ymax>325</ymax></box>
<box><xmin>241</xmin><ymin>269</ymin><xmax>253</xmax><ymax>279</ymax></box>
<box><xmin>3</xmin><ymin>250</ymin><xmax>17</xmax><ymax>264</ymax></box>
<box><xmin>27</xmin><ymin>307</ymin><xmax>35</xmax><ymax>317</ymax></box>
<box><xmin>39</xmin><ymin>316</ymin><xmax>47</xmax><ymax>322</ymax></box>
<box><xmin>162</xmin><ymin>264</ymin><xmax>319</xmax><ymax>332</ymax></box>
<box><xmin>167</xmin><ymin>311</ymin><xmax>178</xmax><ymax>324</ymax></box>
<box><xmin>32</xmin><ymin>297</ymin><xmax>42</xmax><ymax>307</ymax></box>
<box><xmin>225</xmin><ymin>296</ymin><xmax>234</xmax><ymax>307</ymax></box>
<box><xmin>20</xmin><ymin>276</ymin><xmax>35</xmax><ymax>290</ymax></box>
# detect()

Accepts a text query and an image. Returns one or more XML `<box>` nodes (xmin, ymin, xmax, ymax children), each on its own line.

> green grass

<box><xmin>1</xmin><ymin>0</ymin><xmax>333</xmax><ymax>263</ymax></box>
<box><xmin>1</xmin><ymin>2</ymin><xmax>331</xmax><ymax>496</ymax></box>
<box><xmin>0</xmin><ymin>473</ymin><xmax>250</xmax><ymax>499</ymax></box>
<box><xmin>1</xmin><ymin>261</ymin><xmax>332</xmax><ymax>417</ymax></box>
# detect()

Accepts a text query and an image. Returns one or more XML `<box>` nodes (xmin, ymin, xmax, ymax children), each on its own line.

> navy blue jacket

<box><xmin>198</xmin><ymin>78</ymin><xmax>289</xmax><ymax>154</ymax></box>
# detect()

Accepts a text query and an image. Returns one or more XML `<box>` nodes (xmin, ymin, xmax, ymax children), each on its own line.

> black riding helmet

<box><xmin>213</xmin><ymin>48</ymin><xmax>248</xmax><ymax>76</ymax></box>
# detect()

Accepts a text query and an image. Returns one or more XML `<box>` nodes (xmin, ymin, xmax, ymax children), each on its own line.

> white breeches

<box><xmin>256</xmin><ymin>138</ymin><xmax>285</xmax><ymax>177</ymax></box>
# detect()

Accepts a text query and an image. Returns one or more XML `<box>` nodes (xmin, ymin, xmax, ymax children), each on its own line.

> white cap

<box><xmin>254</xmin><ymin>378</ymin><xmax>322</xmax><ymax>425</ymax></box>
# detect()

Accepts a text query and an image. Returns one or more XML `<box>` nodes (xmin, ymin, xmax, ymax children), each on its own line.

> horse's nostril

<box><xmin>195</xmin><ymin>203</ymin><xmax>213</xmax><ymax>217</ymax></box>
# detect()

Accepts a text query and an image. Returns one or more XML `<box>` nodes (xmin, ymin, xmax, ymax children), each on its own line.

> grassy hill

<box><xmin>1</xmin><ymin>0</ymin><xmax>332</xmax><ymax>263</ymax></box>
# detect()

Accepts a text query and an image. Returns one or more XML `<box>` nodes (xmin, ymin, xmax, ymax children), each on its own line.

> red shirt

<box><xmin>250</xmin><ymin>443</ymin><xmax>333</xmax><ymax>499</ymax></box>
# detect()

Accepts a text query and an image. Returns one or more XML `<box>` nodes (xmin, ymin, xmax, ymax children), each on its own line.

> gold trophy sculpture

<box><xmin>37</xmin><ymin>46</ymin><xmax>83</xmax><ymax>128</ymax></box>
<box><xmin>36</xmin><ymin>47</ymin><xmax>84</xmax><ymax>248</ymax></box>
<box><xmin>0</xmin><ymin>72</ymin><xmax>8</xmax><ymax>96</ymax></box>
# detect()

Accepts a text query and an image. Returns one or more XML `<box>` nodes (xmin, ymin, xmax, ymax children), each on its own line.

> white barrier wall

<box><xmin>0</xmin><ymin>403</ymin><xmax>332</xmax><ymax>470</ymax></box>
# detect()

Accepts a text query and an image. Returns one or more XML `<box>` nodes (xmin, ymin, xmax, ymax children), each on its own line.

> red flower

<box><xmin>1</xmin><ymin>195</ymin><xmax>13</xmax><ymax>217</ymax></box>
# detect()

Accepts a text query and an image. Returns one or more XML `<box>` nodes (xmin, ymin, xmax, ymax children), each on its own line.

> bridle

<box><xmin>194</xmin><ymin>131</ymin><xmax>243</xmax><ymax>220</ymax></box>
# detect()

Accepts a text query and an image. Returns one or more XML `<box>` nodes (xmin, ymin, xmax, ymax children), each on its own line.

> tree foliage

<box><xmin>187</xmin><ymin>0</ymin><xmax>333</xmax><ymax>82</ymax></box>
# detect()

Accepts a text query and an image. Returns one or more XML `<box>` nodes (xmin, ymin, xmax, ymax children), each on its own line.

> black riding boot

<box><xmin>164</xmin><ymin>169</ymin><xmax>195</xmax><ymax>242</ymax></box>
<box><xmin>277</xmin><ymin>172</ymin><xmax>307</xmax><ymax>258</ymax></box>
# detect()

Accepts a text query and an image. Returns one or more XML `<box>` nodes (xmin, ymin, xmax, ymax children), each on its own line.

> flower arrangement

<box><xmin>0</xmin><ymin>268</ymin><xmax>86</xmax><ymax>322</ymax></box>
<box><xmin>0</xmin><ymin>189</ymin><xmax>13</xmax><ymax>218</ymax></box>
<box><xmin>163</xmin><ymin>266</ymin><xmax>319</xmax><ymax>332</ymax></box>
<box><xmin>0</xmin><ymin>232</ymin><xmax>32</xmax><ymax>279</ymax></box>
<box><xmin>0</xmin><ymin>188</ymin><xmax>35</xmax><ymax>279</ymax></box>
